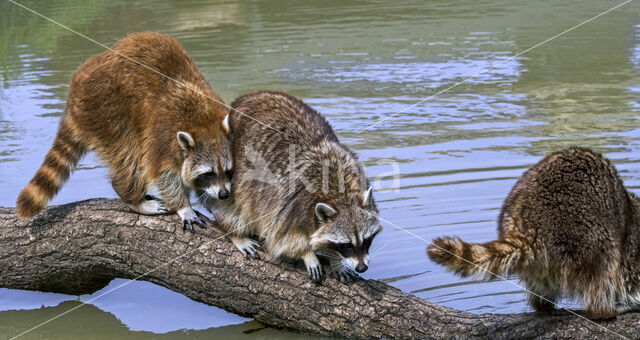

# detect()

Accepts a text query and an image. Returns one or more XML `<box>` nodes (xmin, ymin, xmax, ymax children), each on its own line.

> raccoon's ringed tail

<box><xmin>16</xmin><ymin>119</ymin><xmax>86</xmax><ymax>218</ymax></box>
<box><xmin>427</xmin><ymin>236</ymin><xmax>525</xmax><ymax>280</ymax></box>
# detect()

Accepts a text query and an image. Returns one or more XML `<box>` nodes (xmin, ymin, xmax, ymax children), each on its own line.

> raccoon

<box><xmin>201</xmin><ymin>90</ymin><xmax>382</xmax><ymax>283</ymax></box>
<box><xmin>16</xmin><ymin>32</ymin><xmax>232</xmax><ymax>231</ymax></box>
<box><xmin>427</xmin><ymin>147</ymin><xmax>640</xmax><ymax>319</ymax></box>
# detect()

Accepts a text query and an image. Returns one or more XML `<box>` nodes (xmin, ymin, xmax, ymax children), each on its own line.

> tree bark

<box><xmin>0</xmin><ymin>199</ymin><xmax>637</xmax><ymax>339</ymax></box>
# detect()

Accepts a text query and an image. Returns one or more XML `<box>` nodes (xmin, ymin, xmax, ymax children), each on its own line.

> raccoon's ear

<box><xmin>363</xmin><ymin>186</ymin><xmax>373</xmax><ymax>208</ymax></box>
<box><xmin>177</xmin><ymin>131</ymin><xmax>195</xmax><ymax>151</ymax></box>
<box><xmin>315</xmin><ymin>203</ymin><xmax>337</xmax><ymax>222</ymax></box>
<box><xmin>222</xmin><ymin>114</ymin><xmax>230</xmax><ymax>133</ymax></box>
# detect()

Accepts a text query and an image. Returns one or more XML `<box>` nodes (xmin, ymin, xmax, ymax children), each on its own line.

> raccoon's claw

<box><xmin>178</xmin><ymin>207</ymin><xmax>209</xmax><ymax>232</ymax></box>
<box><xmin>303</xmin><ymin>252</ymin><xmax>323</xmax><ymax>283</ymax></box>
<box><xmin>133</xmin><ymin>196</ymin><xmax>169</xmax><ymax>215</ymax></box>
<box><xmin>334</xmin><ymin>268</ymin><xmax>358</xmax><ymax>284</ymax></box>
<box><xmin>183</xmin><ymin>217</ymin><xmax>208</xmax><ymax>232</ymax></box>
<box><xmin>242</xmin><ymin>240</ymin><xmax>261</xmax><ymax>259</ymax></box>
<box><xmin>154</xmin><ymin>203</ymin><xmax>170</xmax><ymax>214</ymax></box>
<box><xmin>329</xmin><ymin>261</ymin><xmax>358</xmax><ymax>284</ymax></box>
<box><xmin>194</xmin><ymin>210</ymin><xmax>215</xmax><ymax>226</ymax></box>
<box><xmin>307</xmin><ymin>264</ymin><xmax>324</xmax><ymax>283</ymax></box>
<box><xmin>231</xmin><ymin>237</ymin><xmax>262</xmax><ymax>259</ymax></box>
<box><xmin>182</xmin><ymin>219</ymin><xmax>193</xmax><ymax>232</ymax></box>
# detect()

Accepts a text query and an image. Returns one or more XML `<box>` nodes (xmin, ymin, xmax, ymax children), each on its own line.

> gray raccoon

<box><xmin>428</xmin><ymin>147</ymin><xmax>640</xmax><ymax>319</ymax></box>
<box><xmin>201</xmin><ymin>90</ymin><xmax>382</xmax><ymax>283</ymax></box>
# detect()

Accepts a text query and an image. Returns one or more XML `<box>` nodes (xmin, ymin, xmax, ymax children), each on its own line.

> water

<box><xmin>1</xmin><ymin>0</ymin><xmax>639</xmax><ymax>337</ymax></box>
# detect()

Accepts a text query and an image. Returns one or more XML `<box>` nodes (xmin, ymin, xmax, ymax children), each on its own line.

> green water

<box><xmin>1</xmin><ymin>0</ymin><xmax>639</xmax><ymax>338</ymax></box>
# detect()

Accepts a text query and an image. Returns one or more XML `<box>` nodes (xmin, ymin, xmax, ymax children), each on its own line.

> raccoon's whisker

<box><xmin>325</xmin><ymin>262</ymin><xmax>344</xmax><ymax>276</ymax></box>
<box><xmin>325</xmin><ymin>262</ymin><xmax>357</xmax><ymax>280</ymax></box>
<box><xmin>198</xmin><ymin>191</ymin><xmax>215</xmax><ymax>210</ymax></box>
<box><xmin>370</xmin><ymin>241</ymin><xmax>391</xmax><ymax>257</ymax></box>
<box><xmin>197</xmin><ymin>191</ymin><xmax>209</xmax><ymax>202</ymax></box>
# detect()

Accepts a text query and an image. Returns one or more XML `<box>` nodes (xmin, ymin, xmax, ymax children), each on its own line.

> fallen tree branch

<box><xmin>0</xmin><ymin>199</ymin><xmax>637</xmax><ymax>339</ymax></box>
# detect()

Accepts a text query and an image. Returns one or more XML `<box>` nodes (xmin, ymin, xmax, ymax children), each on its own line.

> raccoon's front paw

<box><xmin>194</xmin><ymin>210</ymin><xmax>215</xmax><ymax>225</ymax></box>
<box><xmin>133</xmin><ymin>196</ymin><xmax>170</xmax><ymax>215</ymax></box>
<box><xmin>330</xmin><ymin>261</ymin><xmax>358</xmax><ymax>284</ymax></box>
<box><xmin>230</xmin><ymin>236</ymin><xmax>262</xmax><ymax>259</ymax></box>
<box><xmin>336</xmin><ymin>270</ymin><xmax>357</xmax><ymax>284</ymax></box>
<box><xmin>303</xmin><ymin>252</ymin><xmax>323</xmax><ymax>284</ymax></box>
<box><xmin>306</xmin><ymin>263</ymin><xmax>324</xmax><ymax>284</ymax></box>
<box><xmin>178</xmin><ymin>207</ymin><xmax>211</xmax><ymax>232</ymax></box>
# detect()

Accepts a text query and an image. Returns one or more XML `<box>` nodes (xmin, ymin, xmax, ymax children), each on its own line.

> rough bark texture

<box><xmin>0</xmin><ymin>198</ymin><xmax>638</xmax><ymax>339</ymax></box>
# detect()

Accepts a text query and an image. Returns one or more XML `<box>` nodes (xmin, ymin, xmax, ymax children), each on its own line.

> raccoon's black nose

<box><xmin>355</xmin><ymin>264</ymin><xmax>368</xmax><ymax>273</ymax></box>
<box><xmin>218</xmin><ymin>189</ymin><xmax>229</xmax><ymax>199</ymax></box>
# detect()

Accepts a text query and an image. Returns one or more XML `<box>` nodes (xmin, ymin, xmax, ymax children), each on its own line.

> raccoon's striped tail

<box><xmin>426</xmin><ymin>236</ymin><xmax>527</xmax><ymax>280</ymax></box>
<box><xmin>16</xmin><ymin>117</ymin><xmax>86</xmax><ymax>218</ymax></box>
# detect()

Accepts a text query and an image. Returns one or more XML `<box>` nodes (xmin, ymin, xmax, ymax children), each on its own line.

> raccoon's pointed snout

<box><xmin>218</xmin><ymin>189</ymin><xmax>229</xmax><ymax>199</ymax></box>
<box><xmin>355</xmin><ymin>263</ymin><xmax>368</xmax><ymax>273</ymax></box>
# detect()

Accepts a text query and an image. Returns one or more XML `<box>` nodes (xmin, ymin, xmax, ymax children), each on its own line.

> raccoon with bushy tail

<box><xmin>428</xmin><ymin>147</ymin><xmax>640</xmax><ymax>319</ymax></box>
<box><xmin>16</xmin><ymin>32</ymin><xmax>232</xmax><ymax>231</ymax></box>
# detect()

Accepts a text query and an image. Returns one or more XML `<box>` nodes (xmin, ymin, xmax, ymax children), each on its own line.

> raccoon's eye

<box><xmin>337</xmin><ymin>243</ymin><xmax>354</xmax><ymax>258</ymax></box>
<box><xmin>200</xmin><ymin>172</ymin><xmax>215</xmax><ymax>179</ymax></box>
<box><xmin>225</xmin><ymin>170</ymin><xmax>233</xmax><ymax>180</ymax></box>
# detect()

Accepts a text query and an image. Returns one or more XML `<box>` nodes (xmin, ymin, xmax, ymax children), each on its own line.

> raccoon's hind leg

<box><xmin>527</xmin><ymin>292</ymin><xmax>557</xmax><ymax>313</ymax></box>
<box><xmin>522</xmin><ymin>275</ymin><xmax>559</xmax><ymax>313</ymax></box>
<box><xmin>584</xmin><ymin>302</ymin><xmax>618</xmax><ymax>320</ymax></box>
<box><xmin>615</xmin><ymin>304</ymin><xmax>638</xmax><ymax>315</ymax></box>
<box><xmin>212</xmin><ymin>212</ymin><xmax>261</xmax><ymax>259</ymax></box>
<box><xmin>110</xmin><ymin>167</ymin><xmax>163</xmax><ymax>215</ymax></box>
<box><xmin>230</xmin><ymin>236</ymin><xmax>262</xmax><ymax>259</ymax></box>
<box><xmin>581</xmin><ymin>284</ymin><xmax>619</xmax><ymax>320</ymax></box>
<box><xmin>112</xmin><ymin>180</ymin><xmax>169</xmax><ymax>215</ymax></box>
<box><xmin>567</xmin><ymin>257</ymin><xmax>621</xmax><ymax>319</ymax></box>
<box><xmin>134</xmin><ymin>195</ymin><xmax>170</xmax><ymax>215</ymax></box>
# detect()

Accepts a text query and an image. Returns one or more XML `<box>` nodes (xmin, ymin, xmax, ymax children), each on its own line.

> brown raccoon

<box><xmin>16</xmin><ymin>32</ymin><xmax>232</xmax><ymax>231</ymax></box>
<box><xmin>427</xmin><ymin>147</ymin><xmax>640</xmax><ymax>319</ymax></box>
<box><xmin>201</xmin><ymin>90</ymin><xmax>382</xmax><ymax>283</ymax></box>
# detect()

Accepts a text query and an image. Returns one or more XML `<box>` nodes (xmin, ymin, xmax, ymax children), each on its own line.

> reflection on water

<box><xmin>1</xmin><ymin>0</ymin><xmax>639</xmax><ymax>337</ymax></box>
<box><xmin>0</xmin><ymin>300</ymin><xmax>322</xmax><ymax>340</ymax></box>
<box><xmin>0</xmin><ymin>279</ymin><xmax>248</xmax><ymax>333</ymax></box>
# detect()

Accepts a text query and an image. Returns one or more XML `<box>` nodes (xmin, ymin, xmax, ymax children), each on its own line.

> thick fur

<box><xmin>427</xmin><ymin>236</ymin><xmax>528</xmax><ymax>280</ymax></box>
<box><xmin>428</xmin><ymin>147</ymin><xmax>640</xmax><ymax>319</ymax></box>
<box><xmin>202</xmin><ymin>90</ymin><xmax>381</xmax><ymax>282</ymax></box>
<box><xmin>16</xmin><ymin>32</ymin><xmax>231</xmax><ymax>222</ymax></box>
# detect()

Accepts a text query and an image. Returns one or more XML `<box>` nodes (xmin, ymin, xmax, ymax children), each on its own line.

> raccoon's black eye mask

<box><xmin>328</xmin><ymin>243</ymin><xmax>354</xmax><ymax>258</ymax></box>
<box><xmin>194</xmin><ymin>171</ymin><xmax>216</xmax><ymax>187</ymax></box>
<box><xmin>363</xmin><ymin>235</ymin><xmax>374</xmax><ymax>252</ymax></box>
<box><xmin>363</xmin><ymin>229</ymin><xmax>381</xmax><ymax>252</ymax></box>
<box><xmin>327</xmin><ymin>229</ymin><xmax>381</xmax><ymax>257</ymax></box>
